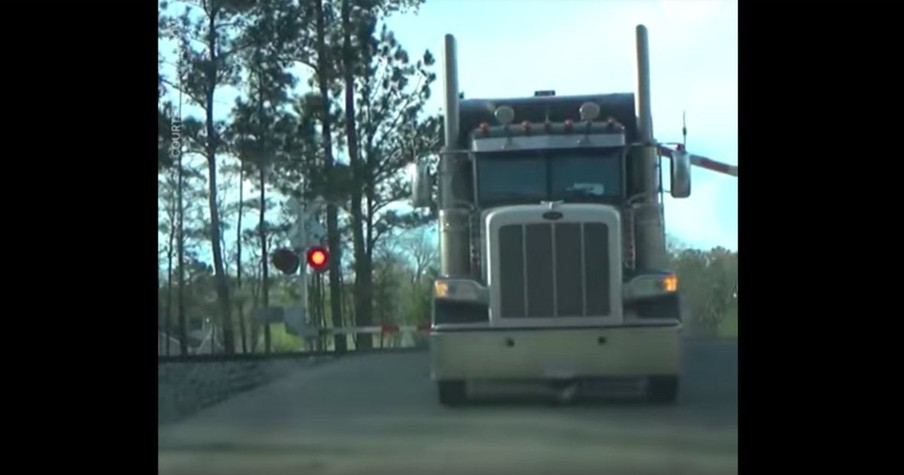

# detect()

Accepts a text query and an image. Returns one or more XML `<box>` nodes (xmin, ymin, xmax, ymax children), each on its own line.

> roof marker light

<box><xmin>494</xmin><ymin>106</ymin><xmax>515</xmax><ymax>125</ymax></box>
<box><xmin>579</xmin><ymin>102</ymin><xmax>601</xmax><ymax>121</ymax></box>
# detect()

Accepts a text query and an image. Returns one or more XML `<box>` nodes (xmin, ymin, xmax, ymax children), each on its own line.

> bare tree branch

<box><xmin>160</xmin><ymin>77</ymin><xmax>209</xmax><ymax>112</ymax></box>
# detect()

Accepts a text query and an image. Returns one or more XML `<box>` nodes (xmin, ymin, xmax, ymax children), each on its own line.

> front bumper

<box><xmin>429</xmin><ymin>324</ymin><xmax>682</xmax><ymax>381</ymax></box>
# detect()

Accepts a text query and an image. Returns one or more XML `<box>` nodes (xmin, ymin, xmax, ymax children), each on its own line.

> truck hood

<box><xmin>482</xmin><ymin>203</ymin><xmax>621</xmax><ymax>224</ymax></box>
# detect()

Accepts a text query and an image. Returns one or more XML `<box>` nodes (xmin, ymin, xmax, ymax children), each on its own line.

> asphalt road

<box><xmin>158</xmin><ymin>340</ymin><xmax>738</xmax><ymax>475</ymax></box>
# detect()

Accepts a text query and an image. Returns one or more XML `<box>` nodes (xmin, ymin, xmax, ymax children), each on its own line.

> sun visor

<box><xmin>458</xmin><ymin>93</ymin><xmax>638</xmax><ymax>145</ymax></box>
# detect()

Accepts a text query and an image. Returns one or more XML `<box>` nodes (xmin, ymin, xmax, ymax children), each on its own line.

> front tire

<box><xmin>646</xmin><ymin>376</ymin><xmax>679</xmax><ymax>404</ymax></box>
<box><xmin>438</xmin><ymin>380</ymin><xmax>467</xmax><ymax>406</ymax></box>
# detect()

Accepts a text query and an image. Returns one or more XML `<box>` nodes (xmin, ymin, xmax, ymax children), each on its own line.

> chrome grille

<box><xmin>498</xmin><ymin>222</ymin><xmax>611</xmax><ymax>318</ymax></box>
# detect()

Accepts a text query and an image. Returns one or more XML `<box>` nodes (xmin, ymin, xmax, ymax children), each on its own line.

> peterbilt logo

<box><xmin>542</xmin><ymin>211</ymin><xmax>563</xmax><ymax>220</ymax></box>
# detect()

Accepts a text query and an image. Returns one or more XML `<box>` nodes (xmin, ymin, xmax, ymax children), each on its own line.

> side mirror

<box><xmin>411</xmin><ymin>158</ymin><xmax>432</xmax><ymax>208</ymax></box>
<box><xmin>670</xmin><ymin>148</ymin><xmax>691</xmax><ymax>198</ymax></box>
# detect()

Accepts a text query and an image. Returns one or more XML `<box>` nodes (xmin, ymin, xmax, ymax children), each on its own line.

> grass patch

<box><xmin>718</xmin><ymin>305</ymin><xmax>738</xmax><ymax>338</ymax></box>
<box><xmin>268</xmin><ymin>324</ymin><xmax>303</xmax><ymax>352</ymax></box>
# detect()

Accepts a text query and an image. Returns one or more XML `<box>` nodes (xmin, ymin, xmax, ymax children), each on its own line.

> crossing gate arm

<box><xmin>657</xmin><ymin>144</ymin><xmax>738</xmax><ymax>177</ymax></box>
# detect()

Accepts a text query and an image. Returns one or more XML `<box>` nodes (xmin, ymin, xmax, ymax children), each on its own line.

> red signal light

<box><xmin>272</xmin><ymin>248</ymin><xmax>300</xmax><ymax>275</ymax></box>
<box><xmin>307</xmin><ymin>247</ymin><xmax>329</xmax><ymax>271</ymax></box>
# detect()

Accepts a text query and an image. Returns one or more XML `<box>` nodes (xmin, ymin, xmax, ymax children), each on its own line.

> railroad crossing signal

<box><xmin>272</xmin><ymin>248</ymin><xmax>300</xmax><ymax>275</ymax></box>
<box><xmin>306</xmin><ymin>247</ymin><xmax>329</xmax><ymax>273</ymax></box>
<box><xmin>307</xmin><ymin>221</ymin><xmax>326</xmax><ymax>244</ymax></box>
<box><xmin>272</xmin><ymin>196</ymin><xmax>331</xmax><ymax>275</ymax></box>
<box><xmin>286</xmin><ymin>196</ymin><xmax>327</xmax><ymax>248</ymax></box>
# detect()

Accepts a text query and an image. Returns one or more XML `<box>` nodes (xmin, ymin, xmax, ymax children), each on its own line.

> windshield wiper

<box><xmin>562</xmin><ymin>186</ymin><xmax>605</xmax><ymax>199</ymax></box>
<box><xmin>485</xmin><ymin>192</ymin><xmax>544</xmax><ymax>201</ymax></box>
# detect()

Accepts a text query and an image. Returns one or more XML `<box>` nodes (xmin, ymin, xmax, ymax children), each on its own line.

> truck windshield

<box><xmin>476</xmin><ymin>150</ymin><xmax>623</xmax><ymax>207</ymax></box>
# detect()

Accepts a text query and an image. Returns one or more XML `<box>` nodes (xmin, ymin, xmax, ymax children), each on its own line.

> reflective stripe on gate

<box><xmin>656</xmin><ymin>144</ymin><xmax>738</xmax><ymax>177</ymax></box>
<box><xmin>319</xmin><ymin>325</ymin><xmax>431</xmax><ymax>335</ymax></box>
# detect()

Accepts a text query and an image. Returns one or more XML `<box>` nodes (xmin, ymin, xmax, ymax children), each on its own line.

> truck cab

<box><xmin>411</xmin><ymin>27</ymin><xmax>692</xmax><ymax>406</ymax></box>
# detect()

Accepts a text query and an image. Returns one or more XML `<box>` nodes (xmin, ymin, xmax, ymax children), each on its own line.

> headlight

<box><xmin>433</xmin><ymin>279</ymin><xmax>488</xmax><ymax>302</ymax></box>
<box><xmin>624</xmin><ymin>273</ymin><xmax>678</xmax><ymax>300</ymax></box>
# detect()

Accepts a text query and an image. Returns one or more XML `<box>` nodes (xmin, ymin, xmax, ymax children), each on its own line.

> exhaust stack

<box><xmin>442</xmin><ymin>34</ymin><xmax>460</xmax><ymax>162</ymax></box>
<box><xmin>439</xmin><ymin>34</ymin><xmax>470</xmax><ymax>277</ymax></box>
<box><xmin>632</xmin><ymin>24</ymin><xmax>667</xmax><ymax>270</ymax></box>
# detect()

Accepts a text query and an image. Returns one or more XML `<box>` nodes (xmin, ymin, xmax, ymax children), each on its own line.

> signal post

<box><xmin>273</xmin><ymin>197</ymin><xmax>330</xmax><ymax>342</ymax></box>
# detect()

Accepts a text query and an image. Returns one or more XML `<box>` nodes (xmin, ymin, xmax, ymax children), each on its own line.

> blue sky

<box><xmin>159</xmin><ymin>0</ymin><xmax>737</xmax><ymax>257</ymax></box>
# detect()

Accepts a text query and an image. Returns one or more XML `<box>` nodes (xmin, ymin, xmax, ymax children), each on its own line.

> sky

<box><xmin>159</xmin><ymin>0</ymin><xmax>737</xmax><ymax>256</ymax></box>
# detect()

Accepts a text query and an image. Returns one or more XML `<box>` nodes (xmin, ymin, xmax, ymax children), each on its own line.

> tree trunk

<box><xmin>177</xmin><ymin>153</ymin><xmax>188</xmax><ymax>357</ymax></box>
<box><xmin>205</xmin><ymin>10</ymin><xmax>234</xmax><ymax>354</ymax></box>
<box><xmin>165</xmin><ymin>172</ymin><xmax>176</xmax><ymax>356</ymax></box>
<box><xmin>317</xmin><ymin>274</ymin><xmax>326</xmax><ymax>351</ymax></box>
<box><xmin>341</xmin><ymin>0</ymin><xmax>372</xmax><ymax>350</ymax></box>
<box><xmin>236</xmin><ymin>162</ymin><xmax>247</xmax><ymax>353</ymax></box>
<box><xmin>250</xmin><ymin>269</ymin><xmax>261</xmax><ymax>353</ymax></box>
<box><xmin>316</xmin><ymin>0</ymin><xmax>346</xmax><ymax>353</ymax></box>
<box><xmin>260</xmin><ymin>165</ymin><xmax>271</xmax><ymax>354</ymax></box>
<box><xmin>255</xmin><ymin>66</ymin><xmax>272</xmax><ymax>355</ymax></box>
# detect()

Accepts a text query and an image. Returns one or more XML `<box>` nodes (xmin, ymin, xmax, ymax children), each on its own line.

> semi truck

<box><xmin>410</xmin><ymin>25</ymin><xmax>737</xmax><ymax>405</ymax></box>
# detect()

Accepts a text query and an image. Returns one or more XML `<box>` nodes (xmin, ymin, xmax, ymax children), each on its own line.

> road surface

<box><xmin>158</xmin><ymin>340</ymin><xmax>738</xmax><ymax>475</ymax></box>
